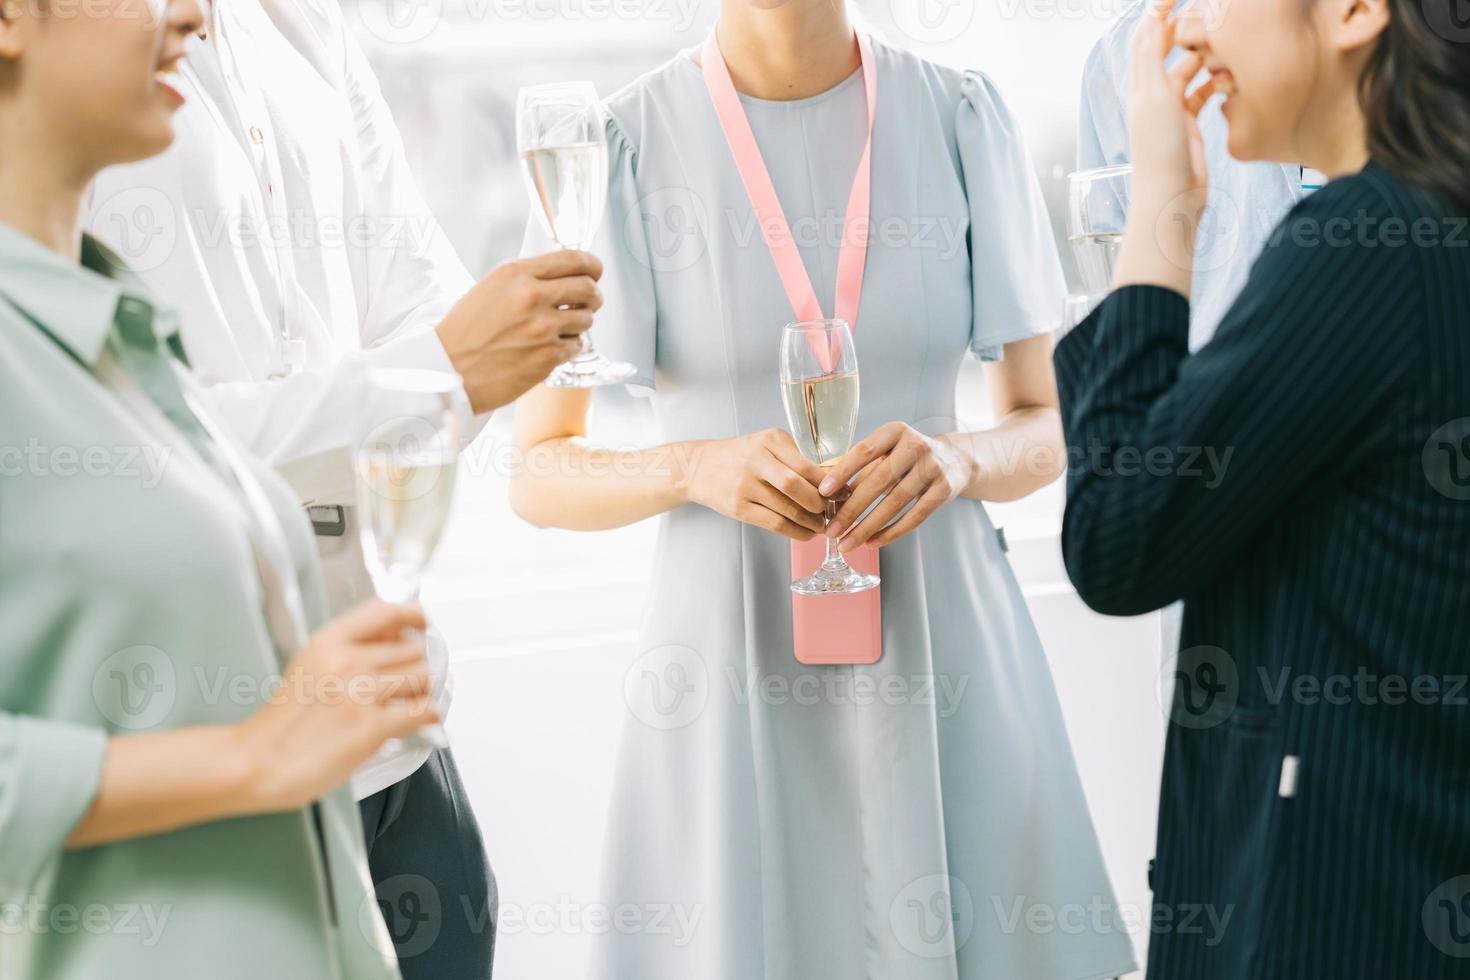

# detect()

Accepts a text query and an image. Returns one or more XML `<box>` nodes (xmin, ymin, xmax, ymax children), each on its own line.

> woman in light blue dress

<box><xmin>513</xmin><ymin>2</ymin><xmax>1136</xmax><ymax>977</ymax></box>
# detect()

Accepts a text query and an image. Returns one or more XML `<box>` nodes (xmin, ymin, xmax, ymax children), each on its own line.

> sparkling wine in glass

<box><xmin>517</xmin><ymin>81</ymin><xmax>637</xmax><ymax>388</ymax></box>
<box><xmin>1068</xmin><ymin>164</ymin><xmax>1133</xmax><ymax>297</ymax></box>
<box><xmin>355</xmin><ymin>369</ymin><xmax>461</xmax><ymax>753</ymax></box>
<box><xmin>780</xmin><ymin>319</ymin><xmax>880</xmax><ymax>597</ymax></box>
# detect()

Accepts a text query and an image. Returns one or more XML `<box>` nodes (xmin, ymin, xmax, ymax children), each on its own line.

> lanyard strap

<box><xmin>701</xmin><ymin>30</ymin><xmax>877</xmax><ymax>341</ymax></box>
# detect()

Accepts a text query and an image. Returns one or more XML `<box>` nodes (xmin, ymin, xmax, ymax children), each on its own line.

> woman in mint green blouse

<box><xmin>0</xmin><ymin>2</ymin><xmax>440</xmax><ymax>978</ymax></box>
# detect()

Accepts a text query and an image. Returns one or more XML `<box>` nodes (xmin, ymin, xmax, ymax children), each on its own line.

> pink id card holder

<box><xmin>790</xmin><ymin>538</ymin><xmax>883</xmax><ymax>666</ymax></box>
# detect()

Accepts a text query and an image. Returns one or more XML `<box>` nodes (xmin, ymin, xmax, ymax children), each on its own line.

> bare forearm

<box><xmin>1115</xmin><ymin>188</ymin><xmax>1197</xmax><ymax>298</ymax></box>
<box><xmin>510</xmin><ymin>437</ymin><xmax>702</xmax><ymax>531</ymax></box>
<box><xmin>67</xmin><ymin>726</ymin><xmax>260</xmax><ymax>849</ymax></box>
<box><xmin>942</xmin><ymin>405</ymin><xmax>1066</xmax><ymax>503</ymax></box>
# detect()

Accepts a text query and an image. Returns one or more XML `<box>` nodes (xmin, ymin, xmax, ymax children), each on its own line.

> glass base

<box><xmin>791</xmin><ymin>559</ymin><xmax>881</xmax><ymax>597</ymax></box>
<box><xmin>544</xmin><ymin>351</ymin><xmax>638</xmax><ymax>388</ymax></box>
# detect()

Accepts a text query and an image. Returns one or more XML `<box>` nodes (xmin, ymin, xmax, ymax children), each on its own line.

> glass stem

<box><xmin>824</xmin><ymin>500</ymin><xmax>843</xmax><ymax>567</ymax></box>
<box><xmin>558</xmin><ymin>244</ymin><xmax>597</xmax><ymax>360</ymax></box>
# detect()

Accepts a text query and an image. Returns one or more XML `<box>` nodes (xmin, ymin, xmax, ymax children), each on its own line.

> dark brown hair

<box><xmin>1360</xmin><ymin>0</ymin><xmax>1470</xmax><ymax>213</ymax></box>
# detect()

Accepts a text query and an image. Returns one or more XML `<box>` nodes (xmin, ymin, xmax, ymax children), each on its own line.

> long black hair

<box><xmin>1360</xmin><ymin>0</ymin><xmax>1470</xmax><ymax>213</ymax></box>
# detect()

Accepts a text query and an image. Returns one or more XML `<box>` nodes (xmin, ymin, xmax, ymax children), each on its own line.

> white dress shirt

<box><xmin>87</xmin><ymin>0</ymin><xmax>478</xmax><ymax>799</ymax></box>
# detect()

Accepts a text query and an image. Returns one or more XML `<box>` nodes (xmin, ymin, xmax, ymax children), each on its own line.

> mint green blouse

<box><xmin>0</xmin><ymin>224</ymin><xmax>400</xmax><ymax>980</ymax></box>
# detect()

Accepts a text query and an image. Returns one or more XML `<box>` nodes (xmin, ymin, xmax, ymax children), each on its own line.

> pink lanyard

<box><xmin>701</xmin><ymin>30</ymin><xmax>878</xmax><ymax>353</ymax></box>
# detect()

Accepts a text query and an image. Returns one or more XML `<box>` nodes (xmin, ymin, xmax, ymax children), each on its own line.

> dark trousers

<box><xmin>360</xmin><ymin>748</ymin><xmax>496</xmax><ymax>980</ymax></box>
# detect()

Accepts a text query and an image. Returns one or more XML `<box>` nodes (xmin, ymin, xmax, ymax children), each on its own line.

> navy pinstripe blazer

<box><xmin>1056</xmin><ymin>163</ymin><xmax>1470</xmax><ymax>978</ymax></box>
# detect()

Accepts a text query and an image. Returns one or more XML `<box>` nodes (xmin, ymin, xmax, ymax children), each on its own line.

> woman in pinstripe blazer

<box><xmin>1058</xmin><ymin>0</ymin><xmax>1470</xmax><ymax>977</ymax></box>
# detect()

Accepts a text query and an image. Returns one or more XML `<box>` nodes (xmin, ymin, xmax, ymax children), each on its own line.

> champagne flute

<box><xmin>1068</xmin><ymin>164</ymin><xmax>1133</xmax><ymax>296</ymax></box>
<box><xmin>355</xmin><ymin>370</ymin><xmax>461</xmax><ymax>753</ymax></box>
<box><xmin>517</xmin><ymin>81</ymin><xmax>636</xmax><ymax>388</ymax></box>
<box><xmin>780</xmin><ymin>319</ymin><xmax>880</xmax><ymax>596</ymax></box>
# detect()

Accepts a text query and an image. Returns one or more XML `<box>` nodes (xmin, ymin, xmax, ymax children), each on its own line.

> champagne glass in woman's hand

<box><xmin>518</xmin><ymin>81</ymin><xmax>637</xmax><ymax>388</ymax></box>
<box><xmin>237</xmin><ymin>601</ymin><xmax>440</xmax><ymax>814</ymax></box>
<box><xmin>355</xmin><ymin>369</ymin><xmax>461</xmax><ymax>754</ymax></box>
<box><xmin>779</xmin><ymin>319</ymin><xmax>880</xmax><ymax>596</ymax></box>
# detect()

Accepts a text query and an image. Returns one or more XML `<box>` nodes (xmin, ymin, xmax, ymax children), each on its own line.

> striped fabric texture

<box><xmin>1056</xmin><ymin>163</ymin><xmax>1470</xmax><ymax>978</ymax></box>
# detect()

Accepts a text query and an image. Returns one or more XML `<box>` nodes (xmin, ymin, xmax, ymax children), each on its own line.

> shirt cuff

<box><xmin>0</xmin><ymin>716</ymin><xmax>108</xmax><ymax>898</ymax></box>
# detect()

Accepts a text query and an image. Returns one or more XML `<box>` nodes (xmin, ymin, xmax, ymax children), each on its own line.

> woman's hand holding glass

<box><xmin>682</xmin><ymin>429</ymin><xmax>828</xmax><ymax>542</ymax></box>
<box><xmin>235</xmin><ymin>601</ymin><xmax>440</xmax><ymax>815</ymax></box>
<box><xmin>818</xmin><ymin>422</ymin><xmax>974</xmax><ymax>552</ymax></box>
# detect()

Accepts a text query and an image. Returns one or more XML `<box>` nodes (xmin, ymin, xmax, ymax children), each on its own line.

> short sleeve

<box><xmin>956</xmin><ymin>73</ymin><xmax>1067</xmax><ymax>361</ymax></box>
<box><xmin>522</xmin><ymin>114</ymin><xmax>657</xmax><ymax>394</ymax></box>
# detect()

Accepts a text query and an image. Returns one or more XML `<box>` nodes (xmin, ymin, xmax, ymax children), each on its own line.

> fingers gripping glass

<box><xmin>517</xmin><ymin>82</ymin><xmax>637</xmax><ymax>388</ymax></box>
<box><xmin>779</xmin><ymin>319</ymin><xmax>880</xmax><ymax>596</ymax></box>
<box><xmin>355</xmin><ymin>370</ymin><xmax>461</xmax><ymax>754</ymax></box>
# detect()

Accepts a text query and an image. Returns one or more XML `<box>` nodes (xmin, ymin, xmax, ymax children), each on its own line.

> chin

<box><xmin>117</xmin><ymin>118</ymin><xmax>179</xmax><ymax>165</ymax></box>
<box><xmin>1225</xmin><ymin>124</ymin><xmax>1265</xmax><ymax>164</ymax></box>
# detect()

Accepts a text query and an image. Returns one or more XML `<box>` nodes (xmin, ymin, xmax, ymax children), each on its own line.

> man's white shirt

<box><xmin>88</xmin><ymin>0</ymin><xmax>478</xmax><ymax>799</ymax></box>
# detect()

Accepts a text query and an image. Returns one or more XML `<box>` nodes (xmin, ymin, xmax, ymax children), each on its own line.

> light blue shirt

<box><xmin>1079</xmin><ymin>0</ymin><xmax>1305</xmax><ymax>350</ymax></box>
